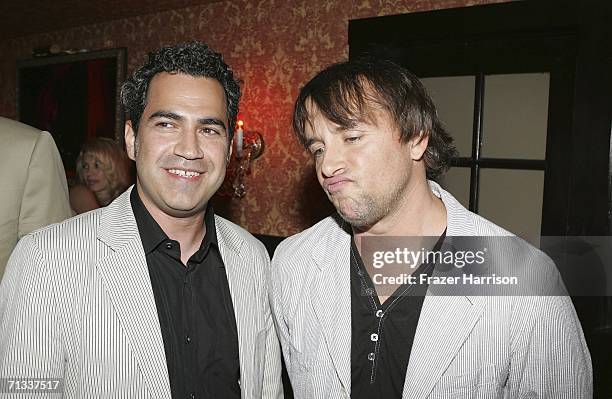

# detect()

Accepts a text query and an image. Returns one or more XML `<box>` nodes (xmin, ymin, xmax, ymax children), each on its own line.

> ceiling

<box><xmin>2</xmin><ymin>0</ymin><xmax>224</xmax><ymax>40</ymax></box>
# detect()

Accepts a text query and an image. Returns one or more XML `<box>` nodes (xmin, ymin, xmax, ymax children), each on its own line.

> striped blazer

<box><xmin>270</xmin><ymin>181</ymin><xmax>592</xmax><ymax>398</ymax></box>
<box><xmin>0</xmin><ymin>187</ymin><xmax>283</xmax><ymax>398</ymax></box>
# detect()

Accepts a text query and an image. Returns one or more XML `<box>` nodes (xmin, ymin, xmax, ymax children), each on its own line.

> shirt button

<box><xmin>376</xmin><ymin>310</ymin><xmax>384</xmax><ymax>318</ymax></box>
<box><xmin>165</xmin><ymin>242</ymin><xmax>173</xmax><ymax>250</ymax></box>
<box><xmin>367</xmin><ymin>352</ymin><xmax>375</xmax><ymax>361</ymax></box>
<box><xmin>370</xmin><ymin>333</ymin><xmax>379</xmax><ymax>342</ymax></box>
<box><xmin>185</xmin><ymin>335</ymin><xmax>191</xmax><ymax>344</ymax></box>
<box><xmin>189</xmin><ymin>393</ymin><xmax>195</xmax><ymax>399</ymax></box>
<box><xmin>365</xmin><ymin>288</ymin><xmax>374</xmax><ymax>296</ymax></box>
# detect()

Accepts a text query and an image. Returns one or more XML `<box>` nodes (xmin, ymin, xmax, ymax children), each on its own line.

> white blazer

<box><xmin>270</xmin><ymin>181</ymin><xmax>592</xmax><ymax>398</ymax></box>
<box><xmin>0</xmin><ymin>187</ymin><xmax>283</xmax><ymax>398</ymax></box>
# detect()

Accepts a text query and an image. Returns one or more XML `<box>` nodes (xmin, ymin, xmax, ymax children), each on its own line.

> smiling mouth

<box><xmin>167</xmin><ymin>168</ymin><xmax>203</xmax><ymax>178</ymax></box>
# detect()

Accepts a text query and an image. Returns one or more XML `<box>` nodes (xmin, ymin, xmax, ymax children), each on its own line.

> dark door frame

<box><xmin>349</xmin><ymin>0</ymin><xmax>612</xmax><ymax>236</ymax></box>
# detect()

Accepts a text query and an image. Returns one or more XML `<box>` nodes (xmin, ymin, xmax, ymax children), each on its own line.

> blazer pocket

<box><xmin>430</xmin><ymin>364</ymin><xmax>500</xmax><ymax>398</ymax></box>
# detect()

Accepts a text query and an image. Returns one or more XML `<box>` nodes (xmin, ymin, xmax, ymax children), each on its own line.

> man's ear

<box><xmin>227</xmin><ymin>139</ymin><xmax>233</xmax><ymax>164</ymax></box>
<box><xmin>410</xmin><ymin>130</ymin><xmax>429</xmax><ymax>161</ymax></box>
<box><xmin>124</xmin><ymin>121</ymin><xmax>136</xmax><ymax>161</ymax></box>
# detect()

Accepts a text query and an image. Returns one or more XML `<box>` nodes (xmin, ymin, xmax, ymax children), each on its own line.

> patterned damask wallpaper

<box><xmin>0</xmin><ymin>0</ymin><xmax>506</xmax><ymax>236</ymax></box>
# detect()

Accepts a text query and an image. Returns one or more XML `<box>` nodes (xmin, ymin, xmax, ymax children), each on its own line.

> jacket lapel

<box><xmin>402</xmin><ymin>295</ymin><xmax>486</xmax><ymax>398</ymax></box>
<box><xmin>215</xmin><ymin>218</ymin><xmax>260</xmax><ymax>398</ymax></box>
<box><xmin>401</xmin><ymin>181</ymin><xmax>488</xmax><ymax>398</ymax></box>
<box><xmin>310</xmin><ymin>217</ymin><xmax>352</xmax><ymax>394</ymax></box>
<box><xmin>95</xmin><ymin>188</ymin><xmax>172</xmax><ymax>398</ymax></box>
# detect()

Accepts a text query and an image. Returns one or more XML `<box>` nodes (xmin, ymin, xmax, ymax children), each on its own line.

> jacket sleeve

<box><xmin>506</xmin><ymin>295</ymin><xmax>593</xmax><ymax>398</ymax></box>
<box><xmin>18</xmin><ymin>131</ymin><xmax>72</xmax><ymax>238</ymax></box>
<box><xmin>0</xmin><ymin>235</ymin><xmax>65</xmax><ymax>394</ymax></box>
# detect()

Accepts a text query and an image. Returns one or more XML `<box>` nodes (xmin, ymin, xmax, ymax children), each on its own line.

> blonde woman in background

<box><xmin>69</xmin><ymin>137</ymin><xmax>132</xmax><ymax>214</ymax></box>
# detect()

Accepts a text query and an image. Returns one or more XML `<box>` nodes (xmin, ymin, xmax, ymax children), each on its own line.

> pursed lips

<box><xmin>323</xmin><ymin>176</ymin><xmax>353</xmax><ymax>194</ymax></box>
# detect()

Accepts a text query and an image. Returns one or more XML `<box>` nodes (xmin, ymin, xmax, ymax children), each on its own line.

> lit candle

<box><xmin>236</xmin><ymin>120</ymin><xmax>244</xmax><ymax>157</ymax></box>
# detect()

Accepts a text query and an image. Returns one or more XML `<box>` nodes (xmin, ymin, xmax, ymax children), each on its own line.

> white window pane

<box><xmin>438</xmin><ymin>167</ymin><xmax>471</xmax><ymax>209</ymax></box>
<box><xmin>479</xmin><ymin>169</ymin><xmax>544</xmax><ymax>247</ymax></box>
<box><xmin>421</xmin><ymin>76</ymin><xmax>474</xmax><ymax>157</ymax></box>
<box><xmin>482</xmin><ymin>73</ymin><xmax>549</xmax><ymax>160</ymax></box>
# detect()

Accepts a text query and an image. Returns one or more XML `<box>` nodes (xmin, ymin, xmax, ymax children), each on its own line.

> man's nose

<box><xmin>320</xmin><ymin>144</ymin><xmax>346</xmax><ymax>178</ymax></box>
<box><xmin>174</xmin><ymin>130</ymin><xmax>204</xmax><ymax>160</ymax></box>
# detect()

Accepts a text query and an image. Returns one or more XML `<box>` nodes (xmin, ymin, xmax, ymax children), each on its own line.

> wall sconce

<box><xmin>232</xmin><ymin>120</ymin><xmax>264</xmax><ymax>198</ymax></box>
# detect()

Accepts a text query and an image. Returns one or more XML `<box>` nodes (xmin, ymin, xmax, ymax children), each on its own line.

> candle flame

<box><xmin>237</xmin><ymin>120</ymin><xmax>244</xmax><ymax>128</ymax></box>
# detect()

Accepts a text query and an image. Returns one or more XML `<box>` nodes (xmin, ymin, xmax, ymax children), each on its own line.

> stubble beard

<box><xmin>335</xmin><ymin>181</ymin><xmax>408</xmax><ymax>229</ymax></box>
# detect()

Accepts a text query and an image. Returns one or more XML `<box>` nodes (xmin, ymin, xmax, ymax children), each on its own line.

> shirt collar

<box><xmin>192</xmin><ymin>201</ymin><xmax>218</xmax><ymax>263</ymax></box>
<box><xmin>130</xmin><ymin>187</ymin><xmax>218</xmax><ymax>257</ymax></box>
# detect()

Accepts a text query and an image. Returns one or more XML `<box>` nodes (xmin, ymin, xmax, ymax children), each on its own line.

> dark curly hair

<box><xmin>293</xmin><ymin>58</ymin><xmax>457</xmax><ymax>180</ymax></box>
<box><xmin>121</xmin><ymin>41</ymin><xmax>241</xmax><ymax>140</ymax></box>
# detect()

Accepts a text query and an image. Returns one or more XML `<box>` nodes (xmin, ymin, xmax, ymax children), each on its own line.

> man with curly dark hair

<box><xmin>0</xmin><ymin>41</ymin><xmax>284</xmax><ymax>399</ymax></box>
<box><xmin>121</xmin><ymin>41</ymin><xmax>241</xmax><ymax>140</ymax></box>
<box><xmin>270</xmin><ymin>58</ymin><xmax>591</xmax><ymax>398</ymax></box>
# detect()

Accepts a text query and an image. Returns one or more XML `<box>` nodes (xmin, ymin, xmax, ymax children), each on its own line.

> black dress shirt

<box><xmin>350</xmin><ymin>231</ymin><xmax>446</xmax><ymax>399</ymax></box>
<box><xmin>131</xmin><ymin>188</ymin><xmax>240</xmax><ymax>399</ymax></box>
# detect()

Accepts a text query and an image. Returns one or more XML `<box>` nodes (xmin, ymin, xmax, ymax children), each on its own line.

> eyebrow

<box><xmin>150</xmin><ymin>110</ymin><xmax>183</xmax><ymax>121</ymax></box>
<box><xmin>304</xmin><ymin>123</ymin><xmax>353</xmax><ymax>148</ymax></box>
<box><xmin>149</xmin><ymin>111</ymin><xmax>227</xmax><ymax>132</ymax></box>
<box><xmin>198</xmin><ymin>118</ymin><xmax>227</xmax><ymax>132</ymax></box>
<box><xmin>304</xmin><ymin>138</ymin><xmax>318</xmax><ymax>148</ymax></box>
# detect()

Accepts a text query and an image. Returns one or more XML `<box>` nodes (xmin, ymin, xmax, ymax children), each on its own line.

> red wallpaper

<box><xmin>0</xmin><ymin>0</ymin><xmax>507</xmax><ymax>236</ymax></box>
